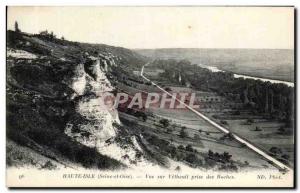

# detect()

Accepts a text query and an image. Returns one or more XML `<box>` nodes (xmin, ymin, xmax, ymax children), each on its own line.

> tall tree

<box><xmin>243</xmin><ymin>87</ymin><xmax>249</xmax><ymax>104</ymax></box>
<box><xmin>269</xmin><ymin>89</ymin><xmax>274</xmax><ymax>113</ymax></box>
<box><xmin>14</xmin><ymin>21</ymin><xmax>20</xmax><ymax>32</ymax></box>
<box><xmin>265</xmin><ymin>89</ymin><xmax>269</xmax><ymax>113</ymax></box>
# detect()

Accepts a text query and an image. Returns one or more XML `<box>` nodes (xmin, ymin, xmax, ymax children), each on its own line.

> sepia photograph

<box><xmin>5</xmin><ymin>6</ymin><xmax>295</xmax><ymax>188</ymax></box>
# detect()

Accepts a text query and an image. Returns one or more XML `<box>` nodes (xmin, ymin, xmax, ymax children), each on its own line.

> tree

<box><xmin>246</xmin><ymin>118</ymin><xmax>254</xmax><ymax>124</ymax></box>
<box><xmin>254</xmin><ymin>126</ymin><xmax>262</xmax><ymax>131</ymax></box>
<box><xmin>220</xmin><ymin>120</ymin><xmax>228</xmax><ymax>125</ymax></box>
<box><xmin>243</xmin><ymin>88</ymin><xmax>249</xmax><ymax>104</ymax></box>
<box><xmin>233</xmin><ymin>110</ymin><xmax>240</xmax><ymax>115</ymax></box>
<box><xmin>228</xmin><ymin>162</ymin><xmax>238</xmax><ymax>171</ymax></box>
<box><xmin>194</xmin><ymin>134</ymin><xmax>200</xmax><ymax>140</ymax></box>
<box><xmin>166</xmin><ymin>127</ymin><xmax>173</xmax><ymax>134</ymax></box>
<box><xmin>185</xmin><ymin>153</ymin><xmax>202</xmax><ymax>165</ymax></box>
<box><xmin>15</xmin><ymin>21</ymin><xmax>21</xmax><ymax>33</ymax></box>
<box><xmin>269</xmin><ymin>89</ymin><xmax>274</xmax><ymax>113</ymax></box>
<box><xmin>186</xmin><ymin>144</ymin><xmax>193</xmax><ymax>152</ymax></box>
<box><xmin>265</xmin><ymin>89</ymin><xmax>269</xmax><ymax>113</ymax></box>
<box><xmin>159</xmin><ymin>119</ymin><xmax>169</xmax><ymax>127</ymax></box>
<box><xmin>278</xmin><ymin>126</ymin><xmax>285</xmax><ymax>134</ymax></box>
<box><xmin>141</xmin><ymin>113</ymin><xmax>147</xmax><ymax>122</ymax></box>
<box><xmin>170</xmin><ymin>137</ymin><xmax>174</xmax><ymax>144</ymax></box>
<box><xmin>208</xmin><ymin>150</ymin><xmax>214</xmax><ymax>158</ymax></box>
<box><xmin>269</xmin><ymin>147</ymin><xmax>282</xmax><ymax>155</ymax></box>
<box><xmin>222</xmin><ymin>152</ymin><xmax>232</xmax><ymax>162</ymax></box>
<box><xmin>165</xmin><ymin>87</ymin><xmax>172</xmax><ymax>92</ymax></box>
<box><xmin>179</xmin><ymin>127</ymin><xmax>188</xmax><ymax>138</ymax></box>
<box><xmin>281</xmin><ymin>154</ymin><xmax>290</xmax><ymax>160</ymax></box>
<box><xmin>50</xmin><ymin>31</ymin><xmax>54</xmax><ymax>40</ymax></box>
<box><xmin>40</xmin><ymin>30</ymin><xmax>49</xmax><ymax>36</ymax></box>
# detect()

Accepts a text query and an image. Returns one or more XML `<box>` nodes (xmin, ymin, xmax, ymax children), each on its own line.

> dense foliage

<box><xmin>152</xmin><ymin>59</ymin><xmax>294</xmax><ymax>129</ymax></box>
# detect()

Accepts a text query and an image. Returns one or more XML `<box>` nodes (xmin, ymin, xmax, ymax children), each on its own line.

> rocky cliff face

<box><xmin>65</xmin><ymin>56</ymin><xmax>119</xmax><ymax>149</ymax></box>
<box><xmin>6</xmin><ymin>30</ymin><xmax>150</xmax><ymax>169</ymax></box>
<box><xmin>64</xmin><ymin>55</ymin><xmax>158</xmax><ymax>168</ymax></box>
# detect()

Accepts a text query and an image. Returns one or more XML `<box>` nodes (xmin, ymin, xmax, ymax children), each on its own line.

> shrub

<box><xmin>269</xmin><ymin>147</ymin><xmax>282</xmax><ymax>155</ymax></box>
<box><xmin>194</xmin><ymin>134</ymin><xmax>200</xmax><ymax>140</ymax></box>
<box><xmin>166</xmin><ymin>127</ymin><xmax>173</xmax><ymax>134</ymax></box>
<box><xmin>281</xmin><ymin>154</ymin><xmax>290</xmax><ymax>160</ymax></box>
<box><xmin>178</xmin><ymin>145</ymin><xmax>185</xmax><ymax>150</ymax></box>
<box><xmin>41</xmin><ymin>161</ymin><xmax>57</xmax><ymax>170</ymax></box>
<box><xmin>247</xmin><ymin>118</ymin><xmax>254</xmax><ymax>124</ymax></box>
<box><xmin>185</xmin><ymin>153</ymin><xmax>202</xmax><ymax>166</ymax></box>
<box><xmin>233</xmin><ymin>111</ymin><xmax>240</xmax><ymax>115</ymax></box>
<box><xmin>159</xmin><ymin>119</ymin><xmax>170</xmax><ymax>127</ymax></box>
<box><xmin>220</xmin><ymin>120</ymin><xmax>228</xmax><ymax>125</ymax></box>
<box><xmin>186</xmin><ymin>144</ymin><xmax>194</xmax><ymax>152</ymax></box>
<box><xmin>254</xmin><ymin>126</ymin><xmax>262</xmax><ymax>131</ymax></box>
<box><xmin>208</xmin><ymin>150</ymin><xmax>214</xmax><ymax>158</ymax></box>
<box><xmin>277</xmin><ymin>126</ymin><xmax>285</xmax><ymax>134</ymax></box>
<box><xmin>179</xmin><ymin>127</ymin><xmax>188</xmax><ymax>138</ymax></box>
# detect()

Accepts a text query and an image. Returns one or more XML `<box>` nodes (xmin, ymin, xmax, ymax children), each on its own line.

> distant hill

<box><xmin>136</xmin><ymin>48</ymin><xmax>294</xmax><ymax>82</ymax></box>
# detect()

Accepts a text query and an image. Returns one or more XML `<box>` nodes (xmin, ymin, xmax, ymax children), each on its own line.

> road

<box><xmin>140</xmin><ymin>64</ymin><xmax>292</xmax><ymax>172</ymax></box>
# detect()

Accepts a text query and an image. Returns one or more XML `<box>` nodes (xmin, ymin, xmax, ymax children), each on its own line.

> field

<box><xmin>206</xmin><ymin>112</ymin><xmax>294</xmax><ymax>168</ymax></box>
<box><xmin>116</xmin><ymin>75</ymin><xmax>277</xmax><ymax>171</ymax></box>
<box><xmin>140</xmin><ymin>65</ymin><xmax>294</xmax><ymax>170</ymax></box>
<box><xmin>148</xmin><ymin>108</ymin><xmax>277</xmax><ymax>169</ymax></box>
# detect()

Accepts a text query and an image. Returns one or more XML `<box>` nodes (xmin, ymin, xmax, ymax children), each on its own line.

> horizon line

<box><xmin>7</xmin><ymin>29</ymin><xmax>294</xmax><ymax>51</ymax></box>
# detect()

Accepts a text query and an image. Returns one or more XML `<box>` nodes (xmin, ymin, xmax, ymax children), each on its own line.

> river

<box><xmin>197</xmin><ymin>64</ymin><xmax>294</xmax><ymax>87</ymax></box>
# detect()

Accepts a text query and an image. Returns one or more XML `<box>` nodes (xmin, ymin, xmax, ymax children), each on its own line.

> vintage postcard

<box><xmin>6</xmin><ymin>6</ymin><xmax>295</xmax><ymax>188</ymax></box>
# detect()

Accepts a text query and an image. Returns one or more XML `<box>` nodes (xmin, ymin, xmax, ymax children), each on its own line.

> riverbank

<box><xmin>197</xmin><ymin>64</ymin><xmax>294</xmax><ymax>87</ymax></box>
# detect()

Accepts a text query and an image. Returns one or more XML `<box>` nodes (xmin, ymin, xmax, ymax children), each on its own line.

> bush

<box><xmin>175</xmin><ymin>152</ymin><xmax>185</xmax><ymax>161</ymax></box>
<box><xmin>41</xmin><ymin>161</ymin><xmax>57</xmax><ymax>170</ymax></box>
<box><xmin>178</xmin><ymin>145</ymin><xmax>185</xmax><ymax>150</ymax></box>
<box><xmin>269</xmin><ymin>147</ymin><xmax>282</xmax><ymax>155</ymax></box>
<box><xmin>233</xmin><ymin>111</ymin><xmax>240</xmax><ymax>115</ymax></box>
<box><xmin>212</xmin><ymin>115</ymin><xmax>219</xmax><ymax>119</ymax></box>
<box><xmin>179</xmin><ymin>127</ymin><xmax>188</xmax><ymax>138</ymax></box>
<box><xmin>166</xmin><ymin>127</ymin><xmax>173</xmax><ymax>134</ymax></box>
<box><xmin>186</xmin><ymin>144</ymin><xmax>194</xmax><ymax>152</ymax></box>
<box><xmin>185</xmin><ymin>153</ymin><xmax>202</xmax><ymax>166</ymax></box>
<box><xmin>159</xmin><ymin>119</ymin><xmax>170</xmax><ymax>127</ymax></box>
<box><xmin>277</xmin><ymin>126</ymin><xmax>285</xmax><ymax>134</ymax></box>
<box><xmin>281</xmin><ymin>154</ymin><xmax>290</xmax><ymax>160</ymax></box>
<box><xmin>208</xmin><ymin>150</ymin><xmax>214</xmax><ymax>158</ymax></box>
<box><xmin>194</xmin><ymin>134</ymin><xmax>200</xmax><ymax>140</ymax></box>
<box><xmin>246</xmin><ymin>119</ymin><xmax>254</xmax><ymax>125</ymax></box>
<box><xmin>254</xmin><ymin>126</ymin><xmax>262</xmax><ymax>131</ymax></box>
<box><xmin>167</xmin><ymin>146</ymin><xmax>177</xmax><ymax>158</ymax></box>
<box><xmin>220</xmin><ymin>120</ymin><xmax>228</xmax><ymax>125</ymax></box>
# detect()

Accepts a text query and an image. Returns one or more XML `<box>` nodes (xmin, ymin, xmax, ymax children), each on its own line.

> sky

<box><xmin>7</xmin><ymin>6</ymin><xmax>294</xmax><ymax>49</ymax></box>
